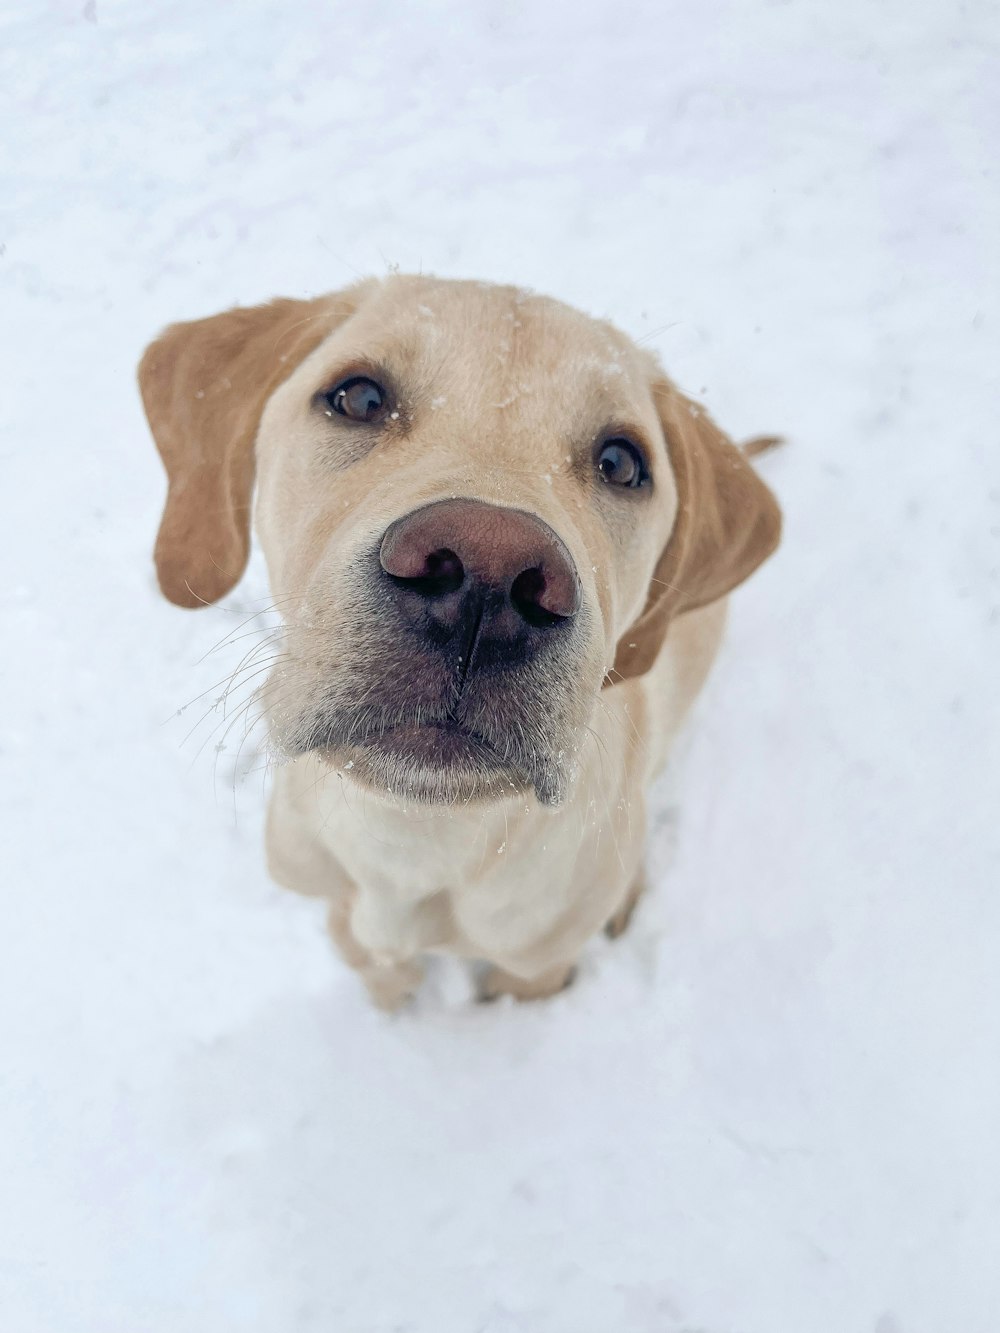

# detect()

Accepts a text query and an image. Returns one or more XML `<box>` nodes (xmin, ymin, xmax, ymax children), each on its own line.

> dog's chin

<box><xmin>314</xmin><ymin>721</ymin><xmax>563</xmax><ymax>807</ymax></box>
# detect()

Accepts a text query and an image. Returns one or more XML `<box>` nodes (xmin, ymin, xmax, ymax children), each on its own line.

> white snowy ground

<box><xmin>2</xmin><ymin>1</ymin><xmax>998</xmax><ymax>1329</ymax></box>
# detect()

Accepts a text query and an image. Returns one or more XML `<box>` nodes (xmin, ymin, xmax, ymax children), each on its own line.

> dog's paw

<box><xmin>363</xmin><ymin>959</ymin><xmax>424</xmax><ymax>1012</ymax></box>
<box><xmin>604</xmin><ymin>868</ymin><xmax>646</xmax><ymax>939</ymax></box>
<box><xmin>477</xmin><ymin>961</ymin><xmax>577</xmax><ymax>1003</ymax></box>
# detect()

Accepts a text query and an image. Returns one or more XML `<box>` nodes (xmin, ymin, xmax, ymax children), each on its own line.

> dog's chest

<box><xmin>311</xmin><ymin>779</ymin><xmax>622</xmax><ymax>961</ymax></box>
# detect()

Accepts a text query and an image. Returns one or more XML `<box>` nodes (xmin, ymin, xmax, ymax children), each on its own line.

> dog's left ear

<box><xmin>138</xmin><ymin>290</ymin><xmax>360</xmax><ymax>608</ymax></box>
<box><xmin>609</xmin><ymin>378</ymin><xmax>782</xmax><ymax>683</ymax></box>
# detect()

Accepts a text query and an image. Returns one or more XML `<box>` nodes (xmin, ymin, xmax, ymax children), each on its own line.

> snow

<box><xmin>2</xmin><ymin>1</ymin><xmax>998</xmax><ymax>1330</ymax></box>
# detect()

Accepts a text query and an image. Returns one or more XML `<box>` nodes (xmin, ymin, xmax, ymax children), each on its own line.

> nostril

<box><xmin>387</xmin><ymin>546</ymin><xmax>465</xmax><ymax>598</ymax></box>
<box><xmin>423</xmin><ymin>549</ymin><xmax>464</xmax><ymax>594</ymax></box>
<box><xmin>511</xmin><ymin>567</ymin><xmax>570</xmax><ymax>629</ymax></box>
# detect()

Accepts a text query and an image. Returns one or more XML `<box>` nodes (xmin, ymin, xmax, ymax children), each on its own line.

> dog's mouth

<box><xmin>303</xmin><ymin>711</ymin><xmax>562</xmax><ymax>806</ymax></box>
<box><xmin>361</xmin><ymin>718</ymin><xmax>500</xmax><ymax>764</ymax></box>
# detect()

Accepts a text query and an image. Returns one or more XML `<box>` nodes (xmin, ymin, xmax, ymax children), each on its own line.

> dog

<box><xmin>139</xmin><ymin>275</ymin><xmax>781</xmax><ymax>1007</ymax></box>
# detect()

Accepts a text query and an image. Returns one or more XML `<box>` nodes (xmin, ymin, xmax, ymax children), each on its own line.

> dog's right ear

<box><xmin>138</xmin><ymin>290</ymin><xmax>361</xmax><ymax>608</ymax></box>
<box><xmin>609</xmin><ymin>378</ymin><xmax>782</xmax><ymax>682</ymax></box>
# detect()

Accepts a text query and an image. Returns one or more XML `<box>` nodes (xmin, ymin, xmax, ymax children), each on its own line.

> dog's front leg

<box><xmin>326</xmin><ymin>902</ymin><xmax>424</xmax><ymax>1012</ymax></box>
<box><xmin>326</xmin><ymin>893</ymin><xmax>424</xmax><ymax>1011</ymax></box>
<box><xmin>267</xmin><ymin>780</ymin><xmax>424</xmax><ymax>1009</ymax></box>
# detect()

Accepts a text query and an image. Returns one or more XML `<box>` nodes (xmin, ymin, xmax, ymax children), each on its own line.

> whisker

<box><xmin>177</xmin><ymin>656</ymin><xmax>284</xmax><ymax>746</ymax></box>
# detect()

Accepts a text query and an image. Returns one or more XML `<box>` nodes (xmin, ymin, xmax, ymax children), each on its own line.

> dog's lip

<box><xmin>354</xmin><ymin>717</ymin><xmax>502</xmax><ymax>761</ymax></box>
<box><xmin>306</xmin><ymin>712</ymin><xmax>562</xmax><ymax>805</ymax></box>
<box><xmin>317</xmin><ymin>715</ymin><xmax>532</xmax><ymax>798</ymax></box>
<box><xmin>384</xmin><ymin>718</ymin><xmax>492</xmax><ymax>744</ymax></box>
<box><xmin>315</xmin><ymin>715</ymin><xmax>505</xmax><ymax>765</ymax></box>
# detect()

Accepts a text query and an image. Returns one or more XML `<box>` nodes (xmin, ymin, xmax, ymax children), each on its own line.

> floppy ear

<box><xmin>610</xmin><ymin>379</ymin><xmax>782</xmax><ymax>682</ymax></box>
<box><xmin>138</xmin><ymin>292</ymin><xmax>357</xmax><ymax>608</ymax></box>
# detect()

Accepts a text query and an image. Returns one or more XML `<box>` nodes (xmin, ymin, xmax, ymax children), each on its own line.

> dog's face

<box><xmin>140</xmin><ymin>275</ymin><xmax>780</xmax><ymax>806</ymax></box>
<box><xmin>253</xmin><ymin>277</ymin><xmax>680</xmax><ymax>806</ymax></box>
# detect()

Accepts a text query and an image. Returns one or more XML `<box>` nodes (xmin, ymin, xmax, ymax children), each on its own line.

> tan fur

<box><xmin>139</xmin><ymin>289</ymin><xmax>368</xmax><ymax>607</ymax></box>
<box><xmin>610</xmin><ymin>383</ymin><xmax>781</xmax><ymax>682</ymax></box>
<box><xmin>139</xmin><ymin>275</ymin><xmax>780</xmax><ymax>1005</ymax></box>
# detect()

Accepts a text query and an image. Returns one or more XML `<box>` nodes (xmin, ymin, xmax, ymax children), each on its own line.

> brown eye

<box><xmin>597</xmin><ymin>438</ymin><xmax>648</xmax><ymax>489</ymax></box>
<box><xmin>324</xmin><ymin>377</ymin><xmax>386</xmax><ymax>423</ymax></box>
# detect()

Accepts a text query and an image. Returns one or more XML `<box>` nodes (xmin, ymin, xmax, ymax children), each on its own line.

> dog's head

<box><xmin>140</xmin><ymin>276</ymin><xmax>780</xmax><ymax>806</ymax></box>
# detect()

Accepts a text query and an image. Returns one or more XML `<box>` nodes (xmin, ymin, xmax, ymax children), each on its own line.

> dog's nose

<box><xmin>379</xmin><ymin>498</ymin><xmax>580</xmax><ymax>630</ymax></box>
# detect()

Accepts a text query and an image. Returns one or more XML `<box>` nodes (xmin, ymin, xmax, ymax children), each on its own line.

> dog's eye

<box><xmin>324</xmin><ymin>377</ymin><xmax>387</xmax><ymax>423</ymax></box>
<box><xmin>597</xmin><ymin>438</ymin><xmax>648</xmax><ymax>489</ymax></box>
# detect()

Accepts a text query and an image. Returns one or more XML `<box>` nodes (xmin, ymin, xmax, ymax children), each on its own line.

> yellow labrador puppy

<box><xmin>140</xmin><ymin>276</ymin><xmax>780</xmax><ymax>1007</ymax></box>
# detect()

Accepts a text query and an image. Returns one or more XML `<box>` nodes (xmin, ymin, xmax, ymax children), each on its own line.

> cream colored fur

<box><xmin>139</xmin><ymin>275</ymin><xmax>779</xmax><ymax>1007</ymax></box>
<box><xmin>266</xmin><ymin>597</ymin><xmax>726</xmax><ymax>1006</ymax></box>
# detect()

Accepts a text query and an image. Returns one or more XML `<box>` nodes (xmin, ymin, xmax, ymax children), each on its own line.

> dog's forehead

<box><xmin>342</xmin><ymin>276</ymin><xmax>655</xmax><ymax>409</ymax></box>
